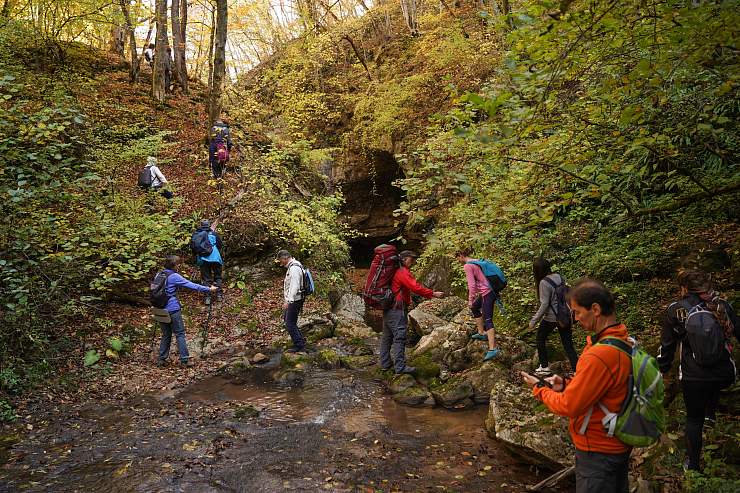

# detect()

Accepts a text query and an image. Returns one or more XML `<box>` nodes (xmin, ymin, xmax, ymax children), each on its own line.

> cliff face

<box><xmin>229</xmin><ymin>5</ymin><xmax>500</xmax><ymax>252</ymax></box>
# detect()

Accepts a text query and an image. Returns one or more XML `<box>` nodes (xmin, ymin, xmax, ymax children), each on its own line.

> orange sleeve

<box><xmin>532</xmin><ymin>353</ymin><xmax>615</xmax><ymax>418</ymax></box>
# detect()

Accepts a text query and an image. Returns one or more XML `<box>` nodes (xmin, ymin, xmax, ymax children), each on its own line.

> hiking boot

<box><xmin>156</xmin><ymin>359</ymin><xmax>167</xmax><ymax>367</ymax></box>
<box><xmin>534</xmin><ymin>365</ymin><xmax>552</xmax><ymax>376</ymax></box>
<box><xmin>471</xmin><ymin>333</ymin><xmax>488</xmax><ymax>341</ymax></box>
<box><xmin>396</xmin><ymin>366</ymin><xmax>416</xmax><ymax>375</ymax></box>
<box><xmin>285</xmin><ymin>347</ymin><xmax>305</xmax><ymax>354</ymax></box>
<box><xmin>483</xmin><ymin>348</ymin><xmax>500</xmax><ymax>361</ymax></box>
<box><xmin>216</xmin><ymin>292</ymin><xmax>224</xmax><ymax>302</ymax></box>
<box><xmin>180</xmin><ymin>359</ymin><xmax>194</xmax><ymax>367</ymax></box>
<box><xmin>705</xmin><ymin>417</ymin><xmax>717</xmax><ymax>428</ymax></box>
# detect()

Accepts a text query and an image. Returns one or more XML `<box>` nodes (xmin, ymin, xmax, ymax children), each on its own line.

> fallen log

<box><xmin>528</xmin><ymin>465</ymin><xmax>575</xmax><ymax>492</ymax></box>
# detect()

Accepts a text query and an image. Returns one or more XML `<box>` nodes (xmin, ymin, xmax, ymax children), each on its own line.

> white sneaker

<box><xmin>534</xmin><ymin>365</ymin><xmax>551</xmax><ymax>376</ymax></box>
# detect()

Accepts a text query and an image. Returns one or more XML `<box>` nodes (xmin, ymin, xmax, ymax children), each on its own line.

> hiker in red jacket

<box><xmin>380</xmin><ymin>250</ymin><xmax>443</xmax><ymax>374</ymax></box>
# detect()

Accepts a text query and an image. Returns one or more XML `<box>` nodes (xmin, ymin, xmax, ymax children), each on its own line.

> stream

<box><xmin>0</xmin><ymin>360</ymin><xmax>565</xmax><ymax>492</ymax></box>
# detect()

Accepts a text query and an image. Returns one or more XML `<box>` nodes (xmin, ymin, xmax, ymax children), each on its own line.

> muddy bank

<box><xmin>0</xmin><ymin>364</ymin><xmax>567</xmax><ymax>492</ymax></box>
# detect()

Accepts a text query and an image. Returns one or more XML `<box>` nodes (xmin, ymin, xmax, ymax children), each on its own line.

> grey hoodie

<box><xmin>530</xmin><ymin>273</ymin><xmax>564</xmax><ymax>326</ymax></box>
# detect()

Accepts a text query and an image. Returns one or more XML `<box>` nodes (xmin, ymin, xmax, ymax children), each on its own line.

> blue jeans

<box><xmin>380</xmin><ymin>307</ymin><xmax>408</xmax><ymax>373</ymax></box>
<box><xmin>159</xmin><ymin>310</ymin><xmax>190</xmax><ymax>362</ymax></box>
<box><xmin>284</xmin><ymin>299</ymin><xmax>306</xmax><ymax>350</ymax></box>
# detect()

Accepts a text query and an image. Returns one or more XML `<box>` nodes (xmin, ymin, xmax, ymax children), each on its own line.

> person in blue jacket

<box><xmin>194</xmin><ymin>219</ymin><xmax>224</xmax><ymax>304</ymax></box>
<box><xmin>157</xmin><ymin>255</ymin><xmax>217</xmax><ymax>367</ymax></box>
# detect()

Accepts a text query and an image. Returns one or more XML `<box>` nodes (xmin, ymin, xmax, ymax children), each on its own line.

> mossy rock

<box><xmin>316</xmin><ymin>349</ymin><xmax>341</xmax><ymax>370</ymax></box>
<box><xmin>408</xmin><ymin>353</ymin><xmax>441</xmax><ymax>382</ymax></box>
<box><xmin>393</xmin><ymin>386</ymin><xmax>435</xmax><ymax>407</ymax></box>
<box><xmin>307</xmin><ymin>324</ymin><xmax>335</xmax><ymax>343</ymax></box>
<box><xmin>272</xmin><ymin>368</ymin><xmax>305</xmax><ymax>386</ymax></box>
<box><xmin>430</xmin><ymin>377</ymin><xmax>474</xmax><ymax>408</ymax></box>
<box><xmin>234</xmin><ymin>404</ymin><xmax>260</xmax><ymax>419</ymax></box>
<box><xmin>340</xmin><ymin>355</ymin><xmax>376</xmax><ymax>370</ymax></box>
<box><xmin>388</xmin><ymin>373</ymin><xmax>417</xmax><ymax>394</ymax></box>
<box><xmin>282</xmin><ymin>352</ymin><xmax>312</xmax><ymax>368</ymax></box>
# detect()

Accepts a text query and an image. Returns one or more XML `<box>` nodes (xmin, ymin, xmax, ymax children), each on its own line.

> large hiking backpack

<box><xmin>467</xmin><ymin>259</ymin><xmax>507</xmax><ymax>294</ymax></box>
<box><xmin>190</xmin><ymin>230</ymin><xmax>213</xmax><ymax>256</ymax></box>
<box><xmin>683</xmin><ymin>302</ymin><xmax>729</xmax><ymax>367</ymax></box>
<box><xmin>137</xmin><ymin>167</ymin><xmax>153</xmax><ymax>189</ymax></box>
<box><xmin>300</xmin><ymin>266</ymin><xmax>315</xmax><ymax>297</ymax></box>
<box><xmin>578</xmin><ymin>337</ymin><xmax>665</xmax><ymax>447</ymax></box>
<box><xmin>215</xmin><ymin>140</ymin><xmax>229</xmax><ymax>164</ymax></box>
<box><xmin>363</xmin><ymin>244</ymin><xmax>400</xmax><ymax>310</ymax></box>
<box><xmin>543</xmin><ymin>276</ymin><xmax>572</xmax><ymax>330</ymax></box>
<box><xmin>150</xmin><ymin>270</ymin><xmax>173</xmax><ymax>309</ymax></box>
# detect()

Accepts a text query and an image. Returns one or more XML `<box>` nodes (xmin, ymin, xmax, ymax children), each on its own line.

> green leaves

<box><xmin>83</xmin><ymin>349</ymin><xmax>101</xmax><ymax>367</ymax></box>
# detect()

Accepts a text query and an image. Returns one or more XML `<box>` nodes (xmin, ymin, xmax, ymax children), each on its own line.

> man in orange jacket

<box><xmin>521</xmin><ymin>279</ymin><xmax>632</xmax><ymax>493</ymax></box>
<box><xmin>380</xmin><ymin>250</ymin><xmax>443</xmax><ymax>374</ymax></box>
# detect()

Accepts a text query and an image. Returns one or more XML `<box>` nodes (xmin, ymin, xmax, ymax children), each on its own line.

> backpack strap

<box><xmin>597</xmin><ymin>337</ymin><xmax>633</xmax><ymax>356</ymax></box>
<box><xmin>542</xmin><ymin>276</ymin><xmax>560</xmax><ymax>317</ymax></box>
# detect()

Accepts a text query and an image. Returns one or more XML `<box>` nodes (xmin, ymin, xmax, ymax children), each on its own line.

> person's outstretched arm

<box><xmin>169</xmin><ymin>273</ymin><xmax>211</xmax><ymax>293</ymax></box>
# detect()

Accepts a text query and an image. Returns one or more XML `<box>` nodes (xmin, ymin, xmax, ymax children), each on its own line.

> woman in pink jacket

<box><xmin>455</xmin><ymin>248</ymin><xmax>500</xmax><ymax>361</ymax></box>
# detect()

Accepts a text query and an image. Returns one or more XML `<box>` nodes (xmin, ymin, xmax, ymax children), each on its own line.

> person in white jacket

<box><xmin>277</xmin><ymin>249</ymin><xmax>306</xmax><ymax>353</ymax></box>
<box><xmin>145</xmin><ymin>156</ymin><xmax>173</xmax><ymax>199</ymax></box>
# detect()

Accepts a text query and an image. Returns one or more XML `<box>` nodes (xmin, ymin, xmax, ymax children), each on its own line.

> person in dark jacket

<box><xmin>193</xmin><ymin>219</ymin><xmax>224</xmax><ymax>304</ymax></box>
<box><xmin>156</xmin><ymin>255</ymin><xmax>217</xmax><ymax>367</ymax></box>
<box><xmin>657</xmin><ymin>269</ymin><xmax>739</xmax><ymax>471</ymax></box>
<box><xmin>209</xmin><ymin>120</ymin><xmax>233</xmax><ymax>178</ymax></box>
<box><xmin>380</xmin><ymin>251</ymin><xmax>443</xmax><ymax>374</ymax></box>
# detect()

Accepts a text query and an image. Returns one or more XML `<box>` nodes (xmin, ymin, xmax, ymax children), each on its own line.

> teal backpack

<box><xmin>578</xmin><ymin>337</ymin><xmax>665</xmax><ymax>447</ymax></box>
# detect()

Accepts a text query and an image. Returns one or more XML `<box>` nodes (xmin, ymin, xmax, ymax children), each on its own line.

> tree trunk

<box><xmin>206</xmin><ymin>4</ymin><xmax>216</xmax><ymax>95</ymax></box>
<box><xmin>208</xmin><ymin>0</ymin><xmax>227</xmax><ymax>129</ymax></box>
<box><xmin>400</xmin><ymin>0</ymin><xmax>418</xmax><ymax>36</ymax></box>
<box><xmin>152</xmin><ymin>0</ymin><xmax>168</xmax><ymax>102</ymax></box>
<box><xmin>1</xmin><ymin>0</ymin><xmax>13</xmax><ymax>19</ymax></box>
<box><xmin>109</xmin><ymin>26</ymin><xmax>125</xmax><ymax>58</ymax></box>
<box><xmin>171</xmin><ymin>0</ymin><xmax>188</xmax><ymax>94</ymax></box>
<box><xmin>179</xmin><ymin>0</ymin><xmax>188</xmax><ymax>92</ymax></box>
<box><xmin>118</xmin><ymin>0</ymin><xmax>139</xmax><ymax>83</ymax></box>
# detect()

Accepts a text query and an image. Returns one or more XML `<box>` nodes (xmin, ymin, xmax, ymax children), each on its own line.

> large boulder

<box><xmin>408</xmin><ymin>308</ymin><xmax>447</xmax><ymax>337</ymax></box>
<box><xmin>485</xmin><ymin>380</ymin><xmax>573</xmax><ymax>467</ymax></box>
<box><xmin>333</xmin><ymin>293</ymin><xmax>365</xmax><ymax>323</ymax></box>
<box><xmin>443</xmin><ymin>339</ymin><xmax>487</xmax><ymax>372</ymax></box>
<box><xmin>387</xmin><ymin>373</ymin><xmax>417</xmax><ymax>394</ymax></box>
<box><xmin>335</xmin><ymin>320</ymin><xmax>376</xmax><ymax>340</ymax></box>
<box><xmin>414</xmin><ymin>297</ymin><xmax>468</xmax><ymax>322</ymax></box>
<box><xmin>460</xmin><ymin>362</ymin><xmax>510</xmax><ymax>404</ymax></box>
<box><xmin>413</xmin><ymin>324</ymin><xmax>468</xmax><ymax>362</ymax></box>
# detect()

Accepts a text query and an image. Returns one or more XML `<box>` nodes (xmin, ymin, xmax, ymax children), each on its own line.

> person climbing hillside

<box><xmin>277</xmin><ymin>250</ymin><xmax>308</xmax><ymax>353</ymax></box>
<box><xmin>190</xmin><ymin>219</ymin><xmax>224</xmax><ymax>305</ymax></box>
<box><xmin>520</xmin><ymin>280</ymin><xmax>633</xmax><ymax>492</ymax></box>
<box><xmin>529</xmin><ymin>257</ymin><xmax>578</xmax><ymax>375</ymax></box>
<box><xmin>381</xmin><ymin>250</ymin><xmax>443</xmax><ymax>374</ymax></box>
<box><xmin>152</xmin><ymin>255</ymin><xmax>217</xmax><ymax>367</ymax></box>
<box><xmin>657</xmin><ymin>270</ymin><xmax>739</xmax><ymax>472</ymax></box>
<box><xmin>138</xmin><ymin>156</ymin><xmax>173</xmax><ymax>199</ymax></box>
<box><xmin>209</xmin><ymin>119</ymin><xmax>233</xmax><ymax>178</ymax></box>
<box><xmin>455</xmin><ymin>249</ymin><xmax>501</xmax><ymax>362</ymax></box>
<box><xmin>144</xmin><ymin>43</ymin><xmax>154</xmax><ymax>68</ymax></box>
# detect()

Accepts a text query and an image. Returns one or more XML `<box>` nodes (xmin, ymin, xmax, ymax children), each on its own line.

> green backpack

<box><xmin>578</xmin><ymin>337</ymin><xmax>665</xmax><ymax>447</ymax></box>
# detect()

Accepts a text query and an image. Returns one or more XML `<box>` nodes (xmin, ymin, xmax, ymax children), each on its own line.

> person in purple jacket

<box><xmin>156</xmin><ymin>255</ymin><xmax>217</xmax><ymax>367</ymax></box>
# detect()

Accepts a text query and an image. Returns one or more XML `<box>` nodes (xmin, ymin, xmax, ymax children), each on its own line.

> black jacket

<box><xmin>657</xmin><ymin>293</ymin><xmax>739</xmax><ymax>384</ymax></box>
<box><xmin>195</xmin><ymin>226</ymin><xmax>223</xmax><ymax>255</ymax></box>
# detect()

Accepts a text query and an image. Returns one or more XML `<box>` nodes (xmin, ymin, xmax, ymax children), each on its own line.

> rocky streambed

<box><xmin>0</xmin><ymin>295</ymin><xmax>576</xmax><ymax>492</ymax></box>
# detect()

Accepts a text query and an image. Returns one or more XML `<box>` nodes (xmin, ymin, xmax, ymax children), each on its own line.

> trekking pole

<box><xmin>200</xmin><ymin>300</ymin><xmax>213</xmax><ymax>358</ymax></box>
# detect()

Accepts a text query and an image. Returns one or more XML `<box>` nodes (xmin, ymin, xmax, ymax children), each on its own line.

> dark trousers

<box><xmin>575</xmin><ymin>449</ymin><xmax>630</xmax><ymax>493</ymax></box>
<box><xmin>682</xmin><ymin>380</ymin><xmax>724</xmax><ymax>470</ymax></box>
<box><xmin>284</xmin><ymin>299</ymin><xmax>306</xmax><ymax>350</ymax></box>
<box><xmin>537</xmin><ymin>319</ymin><xmax>579</xmax><ymax>370</ymax></box>
<box><xmin>158</xmin><ymin>310</ymin><xmax>189</xmax><ymax>362</ymax></box>
<box><xmin>151</xmin><ymin>186</ymin><xmax>173</xmax><ymax>200</ymax></box>
<box><xmin>380</xmin><ymin>307</ymin><xmax>408</xmax><ymax>373</ymax></box>
<box><xmin>200</xmin><ymin>262</ymin><xmax>223</xmax><ymax>293</ymax></box>
<box><xmin>470</xmin><ymin>292</ymin><xmax>495</xmax><ymax>329</ymax></box>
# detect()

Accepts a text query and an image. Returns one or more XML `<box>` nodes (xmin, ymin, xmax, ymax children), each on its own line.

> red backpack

<box><xmin>363</xmin><ymin>244</ymin><xmax>400</xmax><ymax>310</ymax></box>
<box><xmin>216</xmin><ymin>141</ymin><xmax>229</xmax><ymax>164</ymax></box>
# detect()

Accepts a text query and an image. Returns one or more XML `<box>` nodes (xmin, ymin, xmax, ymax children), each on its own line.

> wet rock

<box><xmin>252</xmin><ymin>353</ymin><xmax>269</xmax><ymax>364</ymax></box>
<box><xmin>316</xmin><ymin>349</ymin><xmax>341</xmax><ymax>370</ymax></box>
<box><xmin>335</xmin><ymin>320</ymin><xmax>375</xmax><ymax>340</ymax></box>
<box><xmin>408</xmin><ymin>308</ymin><xmax>446</xmax><ymax>337</ymax></box>
<box><xmin>273</xmin><ymin>368</ymin><xmax>305</xmax><ymax>386</ymax></box>
<box><xmin>461</xmin><ymin>362</ymin><xmax>509</xmax><ymax>404</ymax></box>
<box><xmin>414</xmin><ymin>297</ymin><xmax>467</xmax><ymax>322</ymax></box>
<box><xmin>443</xmin><ymin>340</ymin><xmax>486</xmax><ymax>372</ymax></box>
<box><xmin>407</xmin><ymin>353</ymin><xmax>441</xmax><ymax>381</ymax></box>
<box><xmin>430</xmin><ymin>378</ymin><xmax>474</xmax><ymax>408</ymax></box>
<box><xmin>333</xmin><ymin>293</ymin><xmax>365</xmax><ymax>322</ymax></box>
<box><xmin>485</xmin><ymin>380</ymin><xmax>573</xmax><ymax>466</ymax></box>
<box><xmin>393</xmin><ymin>386</ymin><xmax>435</xmax><ymax>407</ymax></box>
<box><xmin>388</xmin><ymin>374</ymin><xmax>417</xmax><ymax>394</ymax></box>
<box><xmin>340</xmin><ymin>355</ymin><xmax>376</xmax><ymax>370</ymax></box>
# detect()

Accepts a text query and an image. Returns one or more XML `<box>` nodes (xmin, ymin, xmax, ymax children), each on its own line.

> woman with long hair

<box><xmin>657</xmin><ymin>269</ymin><xmax>739</xmax><ymax>471</ymax></box>
<box><xmin>529</xmin><ymin>257</ymin><xmax>578</xmax><ymax>375</ymax></box>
